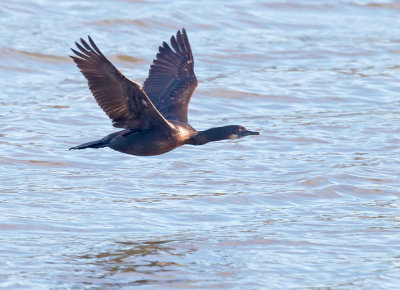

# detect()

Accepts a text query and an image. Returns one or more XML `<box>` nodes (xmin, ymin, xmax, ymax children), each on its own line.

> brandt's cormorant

<box><xmin>69</xmin><ymin>29</ymin><xmax>259</xmax><ymax>156</ymax></box>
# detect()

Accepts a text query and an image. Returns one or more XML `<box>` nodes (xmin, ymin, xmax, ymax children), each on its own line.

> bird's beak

<box><xmin>243</xmin><ymin>130</ymin><xmax>260</xmax><ymax>136</ymax></box>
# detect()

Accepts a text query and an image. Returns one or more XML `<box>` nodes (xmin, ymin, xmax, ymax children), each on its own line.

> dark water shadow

<box><xmin>70</xmin><ymin>239</ymin><xmax>197</xmax><ymax>287</ymax></box>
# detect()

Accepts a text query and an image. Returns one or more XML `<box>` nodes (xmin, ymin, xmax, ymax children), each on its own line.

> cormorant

<box><xmin>69</xmin><ymin>29</ymin><xmax>259</xmax><ymax>156</ymax></box>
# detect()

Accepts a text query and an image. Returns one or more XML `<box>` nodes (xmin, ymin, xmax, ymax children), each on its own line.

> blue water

<box><xmin>1</xmin><ymin>0</ymin><xmax>400</xmax><ymax>288</ymax></box>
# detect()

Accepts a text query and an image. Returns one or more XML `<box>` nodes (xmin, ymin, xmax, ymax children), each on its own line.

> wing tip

<box><xmin>71</xmin><ymin>35</ymin><xmax>106</xmax><ymax>60</ymax></box>
<box><xmin>181</xmin><ymin>28</ymin><xmax>187</xmax><ymax>38</ymax></box>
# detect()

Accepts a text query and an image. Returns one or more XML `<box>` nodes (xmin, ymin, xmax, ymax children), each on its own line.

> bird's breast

<box><xmin>108</xmin><ymin>129</ymin><xmax>181</xmax><ymax>156</ymax></box>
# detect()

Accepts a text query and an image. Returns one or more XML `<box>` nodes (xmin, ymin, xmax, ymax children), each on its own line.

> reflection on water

<box><xmin>1</xmin><ymin>0</ymin><xmax>400</xmax><ymax>288</ymax></box>
<box><xmin>74</xmin><ymin>240</ymin><xmax>189</xmax><ymax>287</ymax></box>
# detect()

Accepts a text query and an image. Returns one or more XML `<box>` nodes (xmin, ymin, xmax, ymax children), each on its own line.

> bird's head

<box><xmin>224</xmin><ymin>125</ymin><xmax>260</xmax><ymax>140</ymax></box>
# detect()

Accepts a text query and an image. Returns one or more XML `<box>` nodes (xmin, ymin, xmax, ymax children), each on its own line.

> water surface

<box><xmin>1</xmin><ymin>0</ymin><xmax>400</xmax><ymax>288</ymax></box>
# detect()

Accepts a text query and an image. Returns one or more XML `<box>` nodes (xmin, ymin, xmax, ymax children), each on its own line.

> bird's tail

<box><xmin>69</xmin><ymin>139</ymin><xmax>108</xmax><ymax>150</ymax></box>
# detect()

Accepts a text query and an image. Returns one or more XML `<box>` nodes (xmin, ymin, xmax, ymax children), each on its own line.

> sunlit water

<box><xmin>1</xmin><ymin>0</ymin><xmax>400</xmax><ymax>288</ymax></box>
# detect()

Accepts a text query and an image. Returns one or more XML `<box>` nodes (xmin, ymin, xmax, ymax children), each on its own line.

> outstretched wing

<box><xmin>143</xmin><ymin>28</ymin><xmax>198</xmax><ymax>123</ymax></box>
<box><xmin>70</xmin><ymin>36</ymin><xmax>171</xmax><ymax>130</ymax></box>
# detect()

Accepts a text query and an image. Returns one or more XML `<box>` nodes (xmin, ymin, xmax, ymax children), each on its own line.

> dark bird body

<box><xmin>69</xmin><ymin>29</ymin><xmax>259</xmax><ymax>156</ymax></box>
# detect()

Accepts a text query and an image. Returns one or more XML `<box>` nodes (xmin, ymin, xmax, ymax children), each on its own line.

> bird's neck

<box><xmin>187</xmin><ymin>127</ymin><xmax>230</xmax><ymax>145</ymax></box>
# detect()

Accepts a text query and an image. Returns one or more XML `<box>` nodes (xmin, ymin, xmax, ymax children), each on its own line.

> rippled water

<box><xmin>1</xmin><ymin>0</ymin><xmax>400</xmax><ymax>288</ymax></box>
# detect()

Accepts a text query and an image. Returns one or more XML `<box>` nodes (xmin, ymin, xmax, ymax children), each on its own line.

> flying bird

<box><xmin>69</xmin><ymin>29</ymin><xmax>259</xmax><ymax>156</ymax></box>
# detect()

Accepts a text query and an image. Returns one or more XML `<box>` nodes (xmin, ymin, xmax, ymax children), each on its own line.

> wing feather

<box><xmin>70</xmin><ymin>36</ymin><xmax>171</xmax><ymax>130</ymax></box>
<box><xmin>143</xmin><ymin>28</ymin><xmax>198</xmax><ymax>123</ymax></box>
